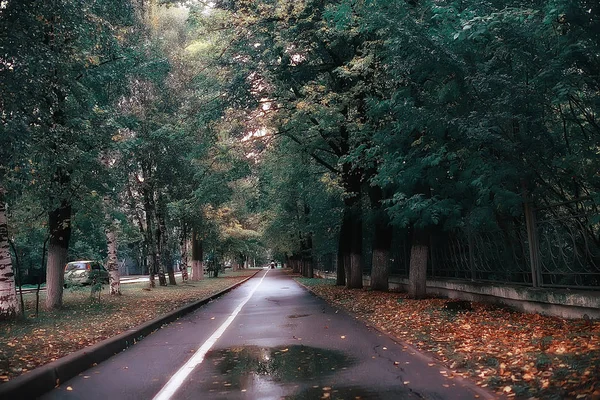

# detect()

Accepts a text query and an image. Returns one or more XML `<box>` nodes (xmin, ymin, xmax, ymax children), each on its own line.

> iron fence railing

<box><xmin>313</xmin><ymin>198</ymin><xmax>600</xmax><ymax>290</ymax></box>
<box><xmin>534</xmin><ymin>198</ymin><xmax>600</xmax><ymax>288</ymax></box>
<box><xmin>428</xmin><ymin>226</ymin><xmax>532</xmax><ymax>285</ymax></box>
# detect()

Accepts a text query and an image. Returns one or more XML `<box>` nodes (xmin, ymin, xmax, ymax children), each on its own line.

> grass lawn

<box><xmin>296</xmin><ymin>277</ymin><xmax>600</xmax><ymax>400</ymax></box>
<box><xmin>0</xmin><ymin>269</ymin><xmax>258</xmax><ymax>383</ymax></box>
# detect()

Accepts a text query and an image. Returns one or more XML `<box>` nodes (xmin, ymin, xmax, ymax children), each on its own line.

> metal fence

<box><xmin>429</xmin><ymin>226</ymin><xmax>532</xmax><ymax>285</ymax></box>
<box><xmin>314</xmin><ymin>198</ymin><xmax>600</xmax><ymax>290</ymax></box>
<box><xmin>534</xmin><ymin>198</ymin><xmax>600</xmax><ymax>288</ymax></box>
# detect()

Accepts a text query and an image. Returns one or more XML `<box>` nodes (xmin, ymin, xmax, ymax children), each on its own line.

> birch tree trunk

<box><xmin>46</xmin><ymin>201</ymin><xmax>71</xmax><ymax>310</ymax></box>
<box><xmin>104</xmin><ymin>196</ymin><xmax>121</xmax><ymax>295</ymax></box>
<box><xmin>0</xmin><ymin>188</ymin><xmax>20</xmax><ymax>319</ymax></box>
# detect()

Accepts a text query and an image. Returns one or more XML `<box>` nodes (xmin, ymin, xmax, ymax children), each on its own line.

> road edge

<box><xmin>0</xmin><ymin>270</ymin><xmax>262</xmax><ymax>400</ymax></box>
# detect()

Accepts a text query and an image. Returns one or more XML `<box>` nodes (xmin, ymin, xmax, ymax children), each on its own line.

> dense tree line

<box><xmin>0</xmin><ymin>0</ymin><xmax>264</xmax><ymax>318</ymax></box>
<box><xmin>1</xmin><ymin>0</ymin><xmax>598</xmax><ymax>318</ymax></box>
<box><xmin>214</xmin><ymin>0</ymin><xmax>599</xmax><ymax>297</ymax></box>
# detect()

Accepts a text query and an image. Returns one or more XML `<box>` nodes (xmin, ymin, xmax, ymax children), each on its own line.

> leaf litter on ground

<box><xmin>0</xmin><ymin>270</ymin><xmax>256</xmax><ymax>383</ymax></box>
<box><xmin>295</xmin><ymin>277</ymin><xmax>600</xmax><ymax>400</ymax></box>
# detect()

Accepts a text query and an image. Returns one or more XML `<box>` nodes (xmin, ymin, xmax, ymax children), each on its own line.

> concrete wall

<box><xmin>313</xmin><ymin>271</ymin><xmax>600</xmax><ymax>319</ymax></box>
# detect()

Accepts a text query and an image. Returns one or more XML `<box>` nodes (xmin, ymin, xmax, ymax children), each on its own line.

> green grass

<box><xmin>295</xmin><ymin>277</ymin><xmax>336</xmax><ymax>287</ymax></box>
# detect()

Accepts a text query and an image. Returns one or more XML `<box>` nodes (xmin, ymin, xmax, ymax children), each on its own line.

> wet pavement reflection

<box><xmin>194</xmin><ymin>345</ymin><xmax>382</xmax><ymax>399</ymax></box>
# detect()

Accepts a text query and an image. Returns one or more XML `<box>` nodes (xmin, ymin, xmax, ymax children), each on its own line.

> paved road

<box><xmin>41</xmin><ymin>269</ymin><xmax>494</xmax><ymax>400</ymax></box>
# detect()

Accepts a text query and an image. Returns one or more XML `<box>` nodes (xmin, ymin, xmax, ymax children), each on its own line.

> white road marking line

<box><xmin>152</xmin><ymin>270</ymin><xmax>269</xmax><ymax>400</ymax></box>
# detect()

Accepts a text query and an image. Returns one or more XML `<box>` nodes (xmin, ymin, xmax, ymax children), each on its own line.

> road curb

<box><xmin>0</xmin><ymin>270</ymin><xmax>261</xmax><ymax>400</ymax></box>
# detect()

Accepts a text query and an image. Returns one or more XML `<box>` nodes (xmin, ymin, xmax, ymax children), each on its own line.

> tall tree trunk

<box><xmin>104</xmin><ymin>196</ymin><xmax>121</xmax><ymax>295</ymax></box>
<box><xmin>191</xmin><ymin>227</ymin><xmax>203</xmax><ymax>281</ymax></box>
<box><xmin>348</xmin><ymin>207</ymin><xmax>363</xmax><ymax>289</ymax></box>
<box><xmin>155</xmin><ymin>199</ymin><xmax>169</xmax><ymax>286</ymax></box>
<box><xmin>408</xmin><ymin>227</ymin><xmax>429</xmax><ymax>299</ymax></box>
<box><xmin>336</xmin><ymin>245</ymin><xmax>345</xmax><ymax>285</ymax></box>
<box><xmin>307</xmin><ymin>256</ymin><xmax>314</xmax><ymax>279</ymax></box>
<box><xmin>179</xmin><ymin>226</ymin><xmax>189</xmax><ymax>281</ymax></box>
<box><xmin>0</xmin><ymin>187</ymin><xmax>20</xmax><ymax>319</ymax></box>
<box><xmin>369</xmin><ymin>187</ymin><xmax>392</xmax><ymax>291</ymax></box>
<box><xmin>142</xmin><ymin>184</ymin><xmax>157</xmax><ymax>288</ymax></box>
<box><xmin>46</xmin><ymin>201</ymin><xmax>71</xmax><ymax>310</ymax></box>
<box><xmin>165</xmin><ymin>245</ymin><xmax>176</xmax><ymax>285</ymax></box>
<box><xmin>371</xmin><ymin>245</ymin><xmax>390</xmax><ymax>291</ymax></box>
<box><xmin>213</xmin><ymin>253</ymin><xmax>220</xmax><ymax>278</ymax></box>
<box><xmin>340</xmin><ymin>163</ymin><xmax>363</xmax><ymax>289</ymax></box>
<box><xmin>304</xmin><ymin>234</ymin><xmax>314</xmax><ymax>278</ymax></box>
<box><xmin>300</xmin><ymin>237</ymin><xmax>308</xmax><ymax>277</ymax></box>
<box><xmin>295</xmin><ymin>258</ymin><xmax>299</xmax><ymax>273</ymax></box>
<box><xmin>337</xmin><ymin>209</ymin><xmax>349</xmax><ymax>286</ymax></box>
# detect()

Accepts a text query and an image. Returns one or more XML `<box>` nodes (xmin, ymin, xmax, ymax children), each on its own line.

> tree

<box><xmin>1</xmin><ymin>0</ymin><xmax>136</xmax><ymax>308</ymax></box>
<box><xmin>0</xmin><ymin>186</ymin><xmax>20</xmax><ymax>319</ymax></box>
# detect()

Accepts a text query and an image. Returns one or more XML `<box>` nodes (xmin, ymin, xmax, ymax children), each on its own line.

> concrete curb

<box><xmin>0</xmin><ymin>270</ymin><xmax>261</xmax><ymax>400</ymax></box>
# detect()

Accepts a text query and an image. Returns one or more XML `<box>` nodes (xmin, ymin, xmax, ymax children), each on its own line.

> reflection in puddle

<box><xmin>199</xmin><ymin>345</ymin><xmax>360</xmax><ymax>398</ymax></box>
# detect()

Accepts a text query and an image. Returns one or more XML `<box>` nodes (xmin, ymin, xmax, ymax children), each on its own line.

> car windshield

<box><xmin>65</xmin><ymin>262</ymin><xmax>88</xmax><ymax>271</ymax></box>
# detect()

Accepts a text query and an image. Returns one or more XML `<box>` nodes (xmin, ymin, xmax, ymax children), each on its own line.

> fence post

<box><xmin>467</xmin><ymin>227</ymin><xmax>476</xmax><ymax>281</ymax></box>
<box><xmin>524</xmin><ymin>201</ymin><xmax>541</xmax><ymax>287</ymax></box>
<box><xmin>429</xmin><ymin>235</ymin><xmax>436</xmax><ymax>278</ymax></box>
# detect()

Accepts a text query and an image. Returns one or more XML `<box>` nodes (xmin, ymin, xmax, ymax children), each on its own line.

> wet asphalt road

<box><xmin>41</xmin><ymin>269</ymin><xmax>493</xmax><ymax>400</ymax></box>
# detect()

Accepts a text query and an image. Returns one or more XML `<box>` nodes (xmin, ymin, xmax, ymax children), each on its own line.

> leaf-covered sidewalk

<box><xmin>0</xmin><ymin>270</ymin><xmax>256</xmax><ymax>383</ymax></box>
<box><xmin>297</xmin><ymin>277</ymin><xmax>600</xmax><ymax>400</ymax></box>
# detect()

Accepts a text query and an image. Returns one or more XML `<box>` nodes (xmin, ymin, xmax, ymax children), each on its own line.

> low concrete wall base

<box><xmin>314</xmin><ymin>271</ymin><xmax>600</xmax><ymax>319</ymax></box>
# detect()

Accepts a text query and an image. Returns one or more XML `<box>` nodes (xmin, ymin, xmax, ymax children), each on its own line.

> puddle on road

<box><xmin>199</xmin><ymin>345</ymin><xmax>360</xmax><ymax>397</ymax></box>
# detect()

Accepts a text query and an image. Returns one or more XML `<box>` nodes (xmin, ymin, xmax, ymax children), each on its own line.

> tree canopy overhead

<box><xmin>1</xmin><ymin>0</ymin><xmax>599</xmax><ymax>318</ymax></box>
